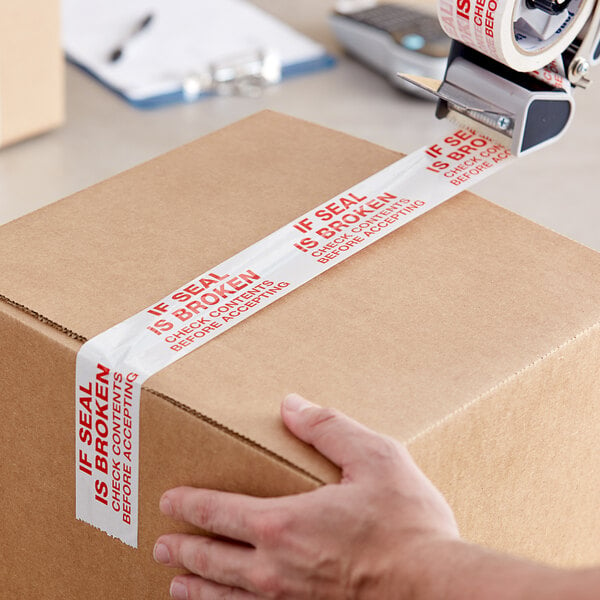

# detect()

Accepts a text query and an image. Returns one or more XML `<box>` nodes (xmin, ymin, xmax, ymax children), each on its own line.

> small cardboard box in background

<box><xmin>1</xmin><ymin>112</ymin><xmax>599</xmax><ymax>597</ymax></box>
<box><xmin>0</xmin><ymin>0</ymin><xmax>64</xmax><ymax>147</ymax></box>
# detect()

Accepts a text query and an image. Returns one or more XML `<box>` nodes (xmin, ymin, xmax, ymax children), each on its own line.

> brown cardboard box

<box><xmin>1</xmin><ymin>111</ymin><xmax>600</xmax><ymax>597</ymax></box>
<box><xmin>0</xmin><ymin>0</ymin><xmax>64</xmax><ymax>147</ymax></box>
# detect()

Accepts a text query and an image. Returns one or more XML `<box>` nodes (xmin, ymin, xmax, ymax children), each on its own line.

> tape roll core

<box><xmin>438</xmin><ymin>0</ymin><xmax>593</xmax><ymax>70</ymax></box>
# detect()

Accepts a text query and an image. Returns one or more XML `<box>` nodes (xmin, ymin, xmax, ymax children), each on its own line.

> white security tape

<box><xmin>437</xmin><ymin>0</ymin><xmax>593</xmax><ymax>71</ymax></box>
<box><xmin>530</xmin><ymin>59</ymin><xmax>571</xmax><ymax>90</ymax></box>
<box><xmin>76</xmin><ymin>128</ymin><xmax>512</xmax><ymax>547</ymax></box>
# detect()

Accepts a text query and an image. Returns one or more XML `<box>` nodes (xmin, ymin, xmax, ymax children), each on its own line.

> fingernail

<box><xmin>284</xmin><ymin>393</ymin><xmax>312</xmax><ymax>412</ymax></box>
<box><xmin>160</xmin><ymin>495</ymin><xmax>173</xmax><ymax>516</ymax></box>
<box><xmin>170</xmin><ymin>580</ymin><xmax>188</xmax><ymax>600</ymax></box>
<box><xmin>154</xmin><ymin>542</ymin><xmax>170</xmax><ymax>564</ymax></box>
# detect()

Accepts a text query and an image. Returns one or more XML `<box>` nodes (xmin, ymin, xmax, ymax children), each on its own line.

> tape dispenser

<box><xmin>399</xmin><ymin>0</ymin><xmax>600</xmax><ymax>155</ymax></box>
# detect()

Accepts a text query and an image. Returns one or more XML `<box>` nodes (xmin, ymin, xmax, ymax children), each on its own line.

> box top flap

<box><xmin>2</xmin><ymin>110</ymin><xmax>600</xmax><ymax>482</ymax></box>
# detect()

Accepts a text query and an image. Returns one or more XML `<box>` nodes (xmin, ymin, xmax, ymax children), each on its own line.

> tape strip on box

<box><xmin>75</xmin><ymin>127</ymin><xmax>512</xmax><ymax>547</ymax></box>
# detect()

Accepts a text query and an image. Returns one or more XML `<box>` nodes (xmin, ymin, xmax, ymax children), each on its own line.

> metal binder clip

<box><xmin>182</xmin><ymin>48</ymin><xmax>282</xmax><ymax>100</ymax></box>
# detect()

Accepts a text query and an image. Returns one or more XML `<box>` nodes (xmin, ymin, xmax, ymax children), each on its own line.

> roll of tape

<box><xmin>438</xmin><ymin>0</ymin><xmax>594</xmax><ymax>71</ymax></box>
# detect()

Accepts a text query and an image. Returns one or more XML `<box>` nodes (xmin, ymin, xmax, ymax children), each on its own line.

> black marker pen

<box><xmin>109</xmin><ymin>13</ymin><xmax>154</xmax><ymax>63</ymax></box>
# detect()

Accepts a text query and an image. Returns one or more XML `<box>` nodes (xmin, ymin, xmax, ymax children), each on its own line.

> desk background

<box><xmin>1</xmin><ymin>0</ymin><xmax>598</xmax><ymax>252</ymax></box>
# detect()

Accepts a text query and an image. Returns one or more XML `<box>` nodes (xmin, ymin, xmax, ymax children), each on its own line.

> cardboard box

<box><xmin>0</xmin><ymin>0</ymin><xmax>64</xmax><ymax>147</ymax></box>
<box><xmin>1</xmin><ymin>111</ymin><xmax>599</xmax><ymax>596</ymax></box>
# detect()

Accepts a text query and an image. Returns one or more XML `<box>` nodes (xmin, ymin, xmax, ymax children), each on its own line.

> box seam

<box><xmin>405</xmin><ymin>318</ymin><xmax>600</xmax><ymax>446</ymax></box>
<box><xmin>0</xmin><ymin>293</ymin><xmax>326</xmax><ymax>486</ymax></box>
<box><xmin>0</xmin><ymin>293</ymin><xmax>86</xmax><ymax>341</ymax></box>
<box><xmin>145</xmin><ymin>387</ymin><xmax>325</xmax><ymax>485</ymax></box>
<box><xmin>6</xmin><ymin>292</ymin><xmax>598</xmax><ymax>479</ymax></box>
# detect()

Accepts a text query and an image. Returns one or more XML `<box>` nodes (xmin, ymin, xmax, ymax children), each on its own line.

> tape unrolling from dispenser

<box><xmin>438</xmin><ymin>0</ymin><xmax>593</xmax><ymax>71</ymax></box>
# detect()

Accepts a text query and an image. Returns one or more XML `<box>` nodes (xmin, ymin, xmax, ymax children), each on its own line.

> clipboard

<box><xmin>63</xmin><ymin>0</ymin><xmax>336</xmax><ymax>108</ymax></box>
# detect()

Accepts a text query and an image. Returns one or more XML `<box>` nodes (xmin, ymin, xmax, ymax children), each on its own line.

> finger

<box><xmin>161</xmin><ymin>487</ymin><xmax>264</xmax><ymax>544</ymax></box>
<box><xmin>169</xmin><ymin>574</ymin><xmax>256</xmax><ymax>600</ymax></box>
<box><xmin>281</xmin><ymin>393</ymin><xmax>400</xmax><ymax>479</ymax></box>
<box><xmin>155</xmin><ymin>533</ymin><xmax>256</xmax><ymax>591</ymax></box>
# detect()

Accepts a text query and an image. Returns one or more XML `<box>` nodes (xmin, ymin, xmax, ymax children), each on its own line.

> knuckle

<box><xmin>254</xmin><ymin>510</ymin><xmax>293</xmax><ymax>546</ymax></box>
<box><xmin>216</xmin><ymin>586</ymin><xmax>242</xmax><ymax>600</ymax></box>
<box><xmin>192</xmin><ymin>492</ymin><xmax>218</xmax><ymax>530</ymax></box>
<box><xmin>189</xmin><ymin>539</ymin><xmax>213</xmax><ymax>575</ymax></box>
<box><xmin>308</xmin><ymin>407</ymin><xmax>340</xmax><ymax>431</ymax></box>
<box><xmin>306</xmin><ymin>408</ymin><xmax>342</xmax><ymax>446</ymax></box>
<box><xmin>364</xmin><ymin>435</ymin><xmax>401</xmax><ymax>464</ymax></box>
<box><xmin>251</xmin><ymin>568</ymin><xmax>283</xmax><ymax>599</ymax></box>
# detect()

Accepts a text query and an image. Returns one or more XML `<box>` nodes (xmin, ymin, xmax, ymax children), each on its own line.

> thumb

<box><xmin>281</xmin><ymin>393</ymin><xmax>393</xmax><ymax>478</ymax></box>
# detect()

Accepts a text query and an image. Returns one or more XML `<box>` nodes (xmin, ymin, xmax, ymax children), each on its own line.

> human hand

<box><xmin>153</xmin><ymin>394</ymin><xmax>460</xmax><ymax>599</ymax></box>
